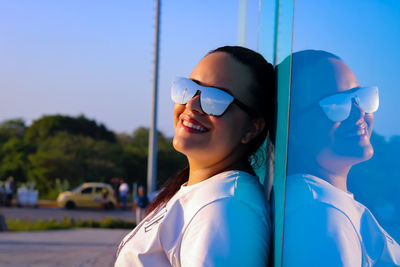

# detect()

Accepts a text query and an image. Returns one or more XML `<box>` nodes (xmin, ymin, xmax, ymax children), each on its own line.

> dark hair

<box><xmin>280</xmin><ymin>50</ymin><xmax>341</xmax><ymax>113</ymax></box>
<box><xmin>282</xmin><ymin>50</ymin><xmax>342</xmax><ymax>175</ymax></box>
<box><xmin>146</xmin><ymin>46</ymin><xmax>276</xmax><ymax>215</ymax></box>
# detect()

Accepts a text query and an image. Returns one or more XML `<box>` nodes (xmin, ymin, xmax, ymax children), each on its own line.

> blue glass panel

<box><xmin>282</xmin><ymin>0</ymin><xmax>400</xmax><ymax>266</ymax></box>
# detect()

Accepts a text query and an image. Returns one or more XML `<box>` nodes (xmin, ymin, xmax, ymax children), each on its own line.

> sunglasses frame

<box><xmin>318</xmin><ymin>86</ymin><xmax>379</xmax><ymax>122</ymax></box>
<box><xmin>171</xmin><ymin>77</ymin><xmax>256</xmax><ymax>117</ymax></box>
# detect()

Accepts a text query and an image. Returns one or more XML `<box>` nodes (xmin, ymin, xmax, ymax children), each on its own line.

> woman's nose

<box><xmin>185</xmin><ymin>92</ymin><xmax>204</xmax><ymax>114</ymax></box>
<box><xmin>348</xmin><ymin>97</ymin><xmax>365</xmax><ymax>122</ymax></box>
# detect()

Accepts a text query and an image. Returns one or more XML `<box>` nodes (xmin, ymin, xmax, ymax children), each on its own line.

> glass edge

<box><xmin>272</xmin><ymin>0</ymin><xmax>294</xmax><ymax>266</ymax></box>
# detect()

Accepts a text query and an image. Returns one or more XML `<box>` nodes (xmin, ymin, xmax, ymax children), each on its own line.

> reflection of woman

<box><xmin>114</xmin><ymin>46</ymin><xmax>276</xmax><ymax>266</ymax></box>
<box><xmin>282</xmin><ymin>50</ymin><xmax>400</xmax><ymax>266</ymax></box>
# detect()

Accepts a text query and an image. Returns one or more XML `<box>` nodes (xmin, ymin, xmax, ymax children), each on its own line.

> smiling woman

<box><xmin>114</xmin><ymin>46</ymin><xmax>276</xmax><ymax>267</ymax></box>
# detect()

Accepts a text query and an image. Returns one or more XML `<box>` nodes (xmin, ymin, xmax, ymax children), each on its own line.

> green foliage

<box><xmin>99</xmin><ymin>216</ymin><xmax>136</xmax><ymax>229</ymax></box>
<box><xmin>0</xmin><ymin>114</ymin><xmax>187</xmax><ymax>198</ymax></box>
<box><xmin>24</xmin><ymin>114</ymin><xmax>116</xmax><ymax>144</ymax></box>
<box><xmin>27</xmin><ymin>132</ymin><xmax>124</xmax><ymax>197</ymax></box>
<box><xmin>7</xmin><ymin>218</ymin><xmax>68</xmax><ymax>231</ymax></box>
<box><xmin>0</xmin><ymin>138</ymin><xmax>27</xmax><ymax>180</ymax></box>
<box><xmin>0</xmin><ymin>118</ymin><xmax>26</xmax><ymax>142</ymax></box>
<box><xmin>0</xmin><ymin>121</ymin><xmax>30</xmax><ymax>185</ymax></box>
<box><xmin>157</xmin><ymin>144</ymin><xmax>187</xmax><ymax>189</ymax></box>
<box><xmin>7</xmin><ymin>216</ymin><xmax>136</xmax><ymax>231</ymax></box>
<box><xmin>120</xmin><ymin>127</ymin><xmax>186</xmax><ymax>188</ymax></box>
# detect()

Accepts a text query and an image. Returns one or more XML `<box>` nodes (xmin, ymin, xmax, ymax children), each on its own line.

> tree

<box><xmin>24</xmin><ymin>114</ymin><xmax>116</xmax><ymax>144</ymax></box>
<box><xmin>27</xmin><ymin>132</ymin><xmax>123</xmax><ymax>197</ymax></box>
<box><xmin>0</xmin><ymin>118</ymin><xmax>26</xmax><ymax>142</ymax></box>
<box><xmin>0</xmin><ymin>119</ymin><xmax>28</xmax><ymax>183</ymax></box>
<box><xmin>0</xmin><ymin>114</ymin><xmax>187</xmax><ymax>199</ymax></box>
<box><xmin>0</xmin><ymin>137</ymin><xmax>28</xmax><ymax>184</ymax></box>
<box><xmin>120</xmin><ymin>127</ymin><xmax>186</xmax><ymax>189</ymax></box>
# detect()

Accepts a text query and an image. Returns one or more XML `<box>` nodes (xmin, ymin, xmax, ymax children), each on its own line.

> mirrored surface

<box><xmin>282</xmin><ymin>0</ymin><xmax>400</xmax><ymax>266</ymax></box>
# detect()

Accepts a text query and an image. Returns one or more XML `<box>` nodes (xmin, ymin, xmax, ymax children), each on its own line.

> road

<box><xmin>0</xmin><ymin>207</ymin><xmax>134</xmax><ymax>266</ymax></box>
<box><xmin>1</xmin><ymin>206</ymin><xmax>135</xmax><ymax>222</ymax></box>
<box><xmin>0</xmin><ymin>228</ymin><xmax>131</xmax><ymax>267</ymax></box>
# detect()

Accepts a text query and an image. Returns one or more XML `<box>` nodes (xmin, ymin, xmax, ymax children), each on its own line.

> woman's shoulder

<box><xmin>178</xmin><ymin>171</ymin><xmax>270</xmax><ymax>266</ymax></box>
<box><xmin>186</xmin><ymin>170</ymin><xmax>266</xmax><ymax>203</ymax></box>
<box><xmin>285</xmin><ymin>173</ymin><xmax>368</xmax><ymax>240</ymax></box>
<box><xmin>177</xmin><ymin>170</ymin><xmax>268</xmax><ymax>220</ymax></box>
<box><xmin>285</xmin><ymin>173</ymin><xmax>360</xmax><ymax>214</ymax></box>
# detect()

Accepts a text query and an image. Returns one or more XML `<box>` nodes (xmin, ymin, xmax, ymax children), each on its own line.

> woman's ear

<box><xmin>241</xmin><ymin>118</ymin><xmax>265</xmax><ymax>144</ymax></box>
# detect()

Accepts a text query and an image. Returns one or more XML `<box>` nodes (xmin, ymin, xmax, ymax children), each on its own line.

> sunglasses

<box><xmin>171</xmin><ymin>77</ymin><xmax>253</xmax><ymax>117</ymax></box>
<box><xmin>319</xmin><ymin>86</ymin><xmax>379</xmax><ymax>122</ymax></box>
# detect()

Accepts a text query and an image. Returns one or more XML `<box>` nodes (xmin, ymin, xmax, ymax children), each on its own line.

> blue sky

<box><xmin>0</xmin><ymin>0</ymin><xmax>262</xmax><ymax>137</ymax></box>
<box><xmin>291</xmin><ymin>0</ymin><xmax>400</xmax><ymax>139</ymax></box>
<box><xmin>0</xmin><ymin>0</ymin><xmax>399</xmax><ymax>138</ymax></box>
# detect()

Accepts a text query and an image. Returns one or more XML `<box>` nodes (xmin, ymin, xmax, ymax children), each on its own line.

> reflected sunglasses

<box><xmin>319</xmin><ymin>86</ymin><xmax>379</xmax><ymax>122</ymax></box>
<box><xmin>171</xmin><ymin>77</ymin><xmax>253</xmax><ymax>117</ymax></box>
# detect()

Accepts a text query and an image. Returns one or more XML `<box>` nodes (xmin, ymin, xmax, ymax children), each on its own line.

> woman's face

<box><xmin>292</xmin><ymin>57</ymin><xmax>374</xmax><ymax>168</ymax></box>
<box><xmin>172</xmin><ymin>52</ymin><xmax>256</xmax><ymax>166</ymax></box>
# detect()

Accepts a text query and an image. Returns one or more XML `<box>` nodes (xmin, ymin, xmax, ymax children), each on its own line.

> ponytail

<box><xmin>146</xmin><ymin>166</ymin><xmax>189</xmax><ymax>215</ymax></box>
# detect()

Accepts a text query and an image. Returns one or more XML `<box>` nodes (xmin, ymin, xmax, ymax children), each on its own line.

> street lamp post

<box><xmin>147</xmin><ymin>0</ymin><xmax>161</xmax><ymax>194</ymax></box>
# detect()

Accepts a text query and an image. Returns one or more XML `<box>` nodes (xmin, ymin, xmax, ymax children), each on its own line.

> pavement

<box><xmin>0</xmin><ymin>228</ymin><xmax>131</xmax><ymax>267</ymax></box>
<box><xmin>11</xmin><ymin>199</ymin><xmax>132</xmax><ymax>209</ymax></box>
<box><xmin>1</xmin><ymin>206</ymin><xmax>135</xmax><ymax>222</ymax></box>
<box><xmin>0</xmin><ymin>204</ymin><xmax>135</xmax><ymax>266</ymax></box>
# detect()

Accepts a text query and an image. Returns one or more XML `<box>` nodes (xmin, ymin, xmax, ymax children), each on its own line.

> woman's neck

<box><xmin>187</xmin><ymin>158</ymin><xmax>252</xmax><ymax>186</ymax></box>
<box><xmin>307</xmin><ymin>165</ymin><xmax>350</xmax><ymax>192</ymax></box>
<box><xmin>289</xmin><ymin>153</ymin><xmax>351</xmax><ymax>192</ymax></box>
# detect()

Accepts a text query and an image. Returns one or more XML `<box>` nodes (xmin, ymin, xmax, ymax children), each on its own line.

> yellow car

<box><xmin>57</xmin><ymin>182</ymin><xmax>117</xmax><ymax>209</ymax></box>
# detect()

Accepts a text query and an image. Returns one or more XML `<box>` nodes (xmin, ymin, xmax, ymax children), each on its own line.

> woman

<box><xmin>282</xmin><ymin>50</ymin><xmax>400</xmax><ymax>266</ymax></box>
<box><xmin>114</xmin><ymin>46</ymin><xmax>276</xmax><ymax>266</ymax></box>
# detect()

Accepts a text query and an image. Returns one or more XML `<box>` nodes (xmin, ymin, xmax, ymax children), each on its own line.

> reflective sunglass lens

<box><xmin>171</xmin><ymin>78</ymin><xmax>197</xmax><ymax>104</ymax></box>
<box><xmin>171</xmin><ymin>77</ymin><xmax>234</xmax><ymax>117</ymax></box>
<box><xmin>319</xmin><ymin>94</ymin><xmax>352</xmax><ymax>122</ymax></box>
<box><xmin>319</xmin><ymin>86</ymin><xmax>379</xmax><ymax>122</ymax></box>
<box><xmin>356</xmin><ymin>86</ymin><xmax>379</xmax><ymax>113</ymax></box>
<box><xmin>200</xmin><ymin>88</ymin><xmax>234</xmax><ymax>116</ymax></box>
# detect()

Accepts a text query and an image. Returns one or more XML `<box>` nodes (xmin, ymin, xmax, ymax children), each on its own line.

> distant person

<box><xmin>101</xmin><ymin>186</ymin><xmax>110</xmax><ymax>209</ymax></box>
<box><xmin>133</xmin><ymin>186</ymin><xmax>148</xmax><ymax>223</ymax></box>
<box><xmin>0</xmin><ymin>213</ymin><xmax>7</xmax><ymax>231</ymax></box>
<box><xmin>114</xmin><ymin>46</ymin><xmax>276</xmax><ymax>266</ymax></box>
<box><xmin>5</xmin><ymin>177</ymin><xmax>14</xmax><ymax>207</ymax></box>
<box><xmin>0</xmin><ymin>182</ymin><xmax>5</xmax><ymax>206</ymax></box>
<box><xmin>111</xmin><ymin>177</ymin><xmax>121</xmax><ymax>202</ymax></box>
<box><xmin>282</xmin><ymin>50</ymin><xmax>400</xmax><ymax>266</ymax></box>
<box><xmin>119</xmin><ymin>180</ymin><xmax>129</xmax><ymax>210</ymax></box>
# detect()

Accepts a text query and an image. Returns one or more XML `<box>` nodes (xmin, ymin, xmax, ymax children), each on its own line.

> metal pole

<box><xmin>132</xmin><ymin>182</ymin><xmax>137</xmax><ymax>206</ymax></box>
<box><xmin>147</xmin><ymin>0</ymin><xmax>161</xmax><ymax>194</ymax></box>
<box><xmin>238</xmin><ymin>0</ymin><xmax>248</xmax><ymax>46</ymax></box>
<box><xmin>257</xmin><ymin>0</ymin><xmax>261</xmax><ymax>52</ymax></box>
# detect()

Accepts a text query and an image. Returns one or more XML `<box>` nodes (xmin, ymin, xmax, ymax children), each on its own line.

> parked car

<box><xmin>57</xmin><ymin>182</ymin><xmax>116</xmax><ymax>209</ymax></box>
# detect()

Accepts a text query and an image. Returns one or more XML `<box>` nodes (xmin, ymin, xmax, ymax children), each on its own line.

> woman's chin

<box><xmin>172</xmin><ymin>136</ymin><xmax>185</xmax><ymax>154</ymax></box>
<box><xmin>333</xmin><ymin>143</ymin><xmax>374</xmax><ymax>164</ymax></box>
<box><xmin>172</xmin><ymin>136</ymin><xmax>196</xmax><ymax>156</ymax></box>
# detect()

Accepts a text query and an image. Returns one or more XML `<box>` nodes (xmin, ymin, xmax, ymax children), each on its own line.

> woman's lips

<box><xmin>341</xmin><ymin>125</ymin><xmax>369</xmax><ymax>139</ymax></box>
<box><xmin>180</xmin><ymin>116</ymin><xmax>209</xmax><ymax>133</ymax></box>
<box><xmin>182</xmin><ymin>120</ymin><xmax>207</xmax><ymax>132</ymax></box>
<box><xmin>343</xmin><ymin>127</ymin><xmax>367</xmax><ymax>138</ymax></box>
<box><xmin>340</xmin><ymin>121</ymin><xmax>370</xmax><ymax>139</ymax></box>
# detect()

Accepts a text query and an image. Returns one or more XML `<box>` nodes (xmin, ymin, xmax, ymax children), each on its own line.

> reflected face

<box><xmin>172</xmin><ymin>52</ymin><xmax>253</xmax><ymax>165</ymax></box>
<box><xmin>293</xmin><ymin>58</ymin><xmax>374</xmax><ymax>166</ymax></box>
